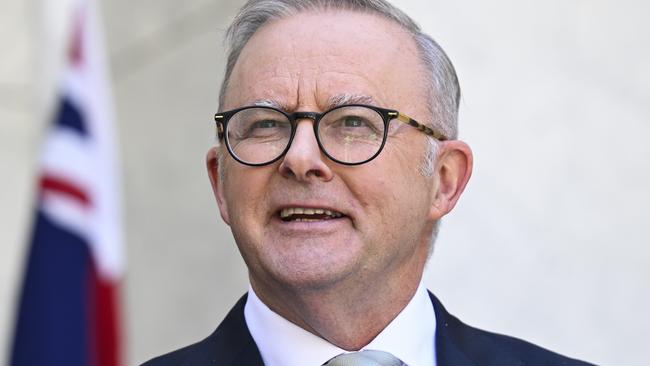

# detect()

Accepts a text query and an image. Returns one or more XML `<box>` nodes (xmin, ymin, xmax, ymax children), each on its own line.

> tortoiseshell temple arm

<box><xmin>387</xmin><ymin>111</ymin><xmax>447</xmax><ymax>141</ymax></box>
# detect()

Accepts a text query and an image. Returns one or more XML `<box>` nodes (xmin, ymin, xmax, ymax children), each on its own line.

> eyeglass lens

<box><xmin>225</xmin><ymin>106</ymin><xmax>386</xmax><ymax>165</ymax></box>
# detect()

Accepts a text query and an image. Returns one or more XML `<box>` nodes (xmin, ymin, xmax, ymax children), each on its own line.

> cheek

<box><xmin>346</xmin><ymin>171</ymin><xmax>402</xmax><ymax>236</ymax></box>
<box><xmin>222</xmin><ymin>173</ymin><xmax>270</xmax><ymax>268</ymax></box>
<box><xmin>223</xmin><ymin>167</ymin><xmax>271</xmax><ymax>225</ymax></box>
<box><xmin>352</xmin><ymin>149</ymin><xmax>431</xmax><ymax>228</ymax></box>
<box><xmin>349</xmin><ymin>176</ymin><xmax>425</xmax><ymax>265</ymax></box>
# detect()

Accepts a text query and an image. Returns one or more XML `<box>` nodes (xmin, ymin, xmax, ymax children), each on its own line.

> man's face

<box><xmin>211</xmin><ymin>11</ymin><xmax>443</xmax><ymax>293</ymax></box>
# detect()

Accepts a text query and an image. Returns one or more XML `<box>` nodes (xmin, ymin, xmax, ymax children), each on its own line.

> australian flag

<box><xmin>11</xmin><ymin>0</ymin><xmax>123</xmax><ymax>365</ymax></box>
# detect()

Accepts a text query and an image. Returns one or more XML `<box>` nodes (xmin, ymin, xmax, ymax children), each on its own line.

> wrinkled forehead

<box><xmin>223</xmin><ymin>10</ymin><xmax>428</xmax><ymax>114</ymax></box>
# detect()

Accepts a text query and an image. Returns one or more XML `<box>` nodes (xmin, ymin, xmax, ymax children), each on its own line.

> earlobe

<box><xmin>429</xmin><ymin>141</ymin><xmax>473</xmax><ymax>220</ymax></box>
<box><xmin>206</xmin><ymin>147</ymin><xmax>231</xmax><ymax>225</ymax></box>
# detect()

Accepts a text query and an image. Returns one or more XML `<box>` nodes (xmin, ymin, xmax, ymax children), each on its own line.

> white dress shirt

<box><xmin>244</xmin><ymin>281</ymin><xmax>437</xmax><ymax>366</ymax></box>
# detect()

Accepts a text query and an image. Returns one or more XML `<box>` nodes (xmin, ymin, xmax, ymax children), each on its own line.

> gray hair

<box><xmin>219</xmin><ymin>0</ymin><xmax>460</xmax><ymax>141</ymax></box>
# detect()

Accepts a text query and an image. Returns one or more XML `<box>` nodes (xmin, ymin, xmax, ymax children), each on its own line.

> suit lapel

<box><xmin>196</xmin><ymin>291</ymin><xmax>522</xmax><ymax>366</ymax></box>
<box><xmin>213</xmin><ymin>292</ymin><xmax>479</xmax><ymax>366</ymax></box>
<box><xmin>183</xmin><ymin>294</ymin><xmax>264</xmax><ymax>366</ymax></box>
<box><xmin>193</xmin><ymin>292</ymin><xmax>529</xmax><ymax>366</ymax></box>
<box><xmin>429</xmin><ymin>292</ymin><xmax>525</xmax><ymax>366</ymax></box>
<box><xmin>429</xmin><ymin>292</ymin><xmax>478</xmax><ymax>366</ymax></box>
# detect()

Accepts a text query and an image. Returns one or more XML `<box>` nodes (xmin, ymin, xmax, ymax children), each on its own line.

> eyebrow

<box><xmin>250</xmin><ymin>99</ymin><xmax>286</xmax><ymax>109</ymax></box>
<box><xmin>247</xmin><ymin>94</ymin><xmax>375</xmax><ymax>112</ymax></box>
<box><xmin>326</xmin><ymin>94</ymin><xmax>375</xmax><ymax>109</ymax></box>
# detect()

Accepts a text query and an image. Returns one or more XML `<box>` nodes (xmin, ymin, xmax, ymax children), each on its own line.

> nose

<box><xmin>278</xmin><ymin>119</ymin><xmax>334</xmax><ymax>182</ymax></box>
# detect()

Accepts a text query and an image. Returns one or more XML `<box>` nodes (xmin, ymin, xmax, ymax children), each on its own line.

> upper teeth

<box><xmin>280</xmin><ymin>207</ymin><xmax>343</xmax><ymax>219</ymax></box>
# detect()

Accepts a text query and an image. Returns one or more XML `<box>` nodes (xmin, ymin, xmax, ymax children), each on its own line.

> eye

<box><xmin>244</xmin><ymin>118</ymin><xmax>291</xmax><ymax>139</ymax></box>
<box><xmin>227</xmin><ymin>107</ymin><xmax>291</xmax><ymax>145</ymax></box>
<box><xmin>252</xmin><ymin>120</ymin><xmax>278</xmax><ymax>129</ymax></box>
<box><xmin>318</xmin><ymin>107</ymin><xmax>385</xmax><ymax>142</ymax></box>
<box><xmin>343</xmin><ymin>117</ymin><xmax>365</xmax><ymax>128</ymax></box>
<box><xmin>334</xmin><ymin>115</ymin><xmax>380</xmax><ymax>134</ymax></box>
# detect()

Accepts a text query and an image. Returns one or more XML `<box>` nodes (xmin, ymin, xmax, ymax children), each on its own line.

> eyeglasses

<box><xmin>214</xmin><ymin>104</ymin><xmax>446</xmax><ymax>166</ymax></box>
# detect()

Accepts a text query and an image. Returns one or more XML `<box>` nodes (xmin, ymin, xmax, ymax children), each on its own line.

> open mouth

<box><xmin>279</xmin><ymin>207</ymin><xmax>344</xmax><ymax>222</ymax></box>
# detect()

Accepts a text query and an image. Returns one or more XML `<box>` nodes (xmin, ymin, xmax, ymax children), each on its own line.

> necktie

<box><xmin>323</xmin><ymin>350</ymin><xmax>407</xmax><ymax>366</ymax></box>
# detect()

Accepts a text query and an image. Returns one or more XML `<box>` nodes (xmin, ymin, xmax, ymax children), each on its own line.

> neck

<box><xmin>250</xmin><ymin>263</ymin><xmax>425</xmax><ymax>350</ymax></box>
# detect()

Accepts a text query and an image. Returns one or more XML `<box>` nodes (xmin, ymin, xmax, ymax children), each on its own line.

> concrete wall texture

<box><xmin>2</xmin><ymin>0</ymin><xmax>649</xmax><ymax>364</ymax></box>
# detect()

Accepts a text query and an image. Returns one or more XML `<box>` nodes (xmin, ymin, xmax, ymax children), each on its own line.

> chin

<box><xmin>243</xmin><ymin>230</ymin><xmax>367</xmax><ymax>292</ymax></box>
<box><xmin>258</xmin><ymin>255</ymin><xmax>359</xmax><ymax>293</ymax></box>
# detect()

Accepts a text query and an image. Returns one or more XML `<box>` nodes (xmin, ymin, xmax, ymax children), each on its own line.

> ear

<box><xmin>429</xmin><ymin>140</ymin><xmax>473</xmax><ymax>220</ymax></box>
<box><xmin>206</xmin><ymin>147</ymin><xmax>231</xmax><ymax>225</ymax></box>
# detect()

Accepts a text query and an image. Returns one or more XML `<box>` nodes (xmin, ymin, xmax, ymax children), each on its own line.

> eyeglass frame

<box><xmin>214</xmin><ymin>103</ymin><xmax>447</xmax><ymax>167</ymax></box>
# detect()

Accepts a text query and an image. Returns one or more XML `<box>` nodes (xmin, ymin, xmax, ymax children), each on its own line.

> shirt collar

<box><xmin>244</xmin><ymin>282</ymin><xmax>436</xmax><ymax>366</ymax></box>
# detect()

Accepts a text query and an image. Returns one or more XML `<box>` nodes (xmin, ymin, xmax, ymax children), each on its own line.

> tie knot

<box><xmin>323</xmin><ymin>350</ymin><xmax>406</xmax><ymax>366</ymax></box>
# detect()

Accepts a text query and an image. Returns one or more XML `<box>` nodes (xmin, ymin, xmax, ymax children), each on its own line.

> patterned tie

<box><xmin>323</xmin><ymin>350</ymin><xmax>407</xmax><ymax>366</ymax></box>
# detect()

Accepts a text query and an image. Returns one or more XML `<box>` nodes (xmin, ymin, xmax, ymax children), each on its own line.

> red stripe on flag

<box><xmin>89</xmin><ymin>265</ymin><xmax>121</xmax><ymax>366</ymax></box>
<box><xmin>40</xmin><ymin>175</ymin><xmax>91</xmax><ymax>207</ymax></box>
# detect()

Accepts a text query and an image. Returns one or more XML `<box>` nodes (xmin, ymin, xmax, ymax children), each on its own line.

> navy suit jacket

<box><xmin>142</xmin><ymin>292</ymin><xmax>594</xmax><ymax>366</ymax></box>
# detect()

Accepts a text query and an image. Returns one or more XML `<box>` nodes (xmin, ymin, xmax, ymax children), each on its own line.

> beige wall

<box><xmin>2</xmin><ymin>0</ymin><xmax>649</xmax><ymax>364</ymax></box>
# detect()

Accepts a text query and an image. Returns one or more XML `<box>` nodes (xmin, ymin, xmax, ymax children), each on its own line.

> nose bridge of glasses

<box><xmin>285</xmin><ymin>110</ymin><xmax>326</xmax><ymax>162</ymax></box>
<box><xmin>290</xmin><ymin>111</ymin><xmax>321</xmax><ymax>145</ymax></box>
<box><xmin>291</xmin><ymin>111</ymin><xmax>321</xmax><ymax>123</ymax></box>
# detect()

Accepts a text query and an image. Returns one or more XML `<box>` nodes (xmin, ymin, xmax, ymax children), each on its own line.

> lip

<box><xmin>274</xmin><ymin>202</ymin><xmax>348</xmax><ymax>217</ymax></box>
<box><xmin>271</xmin><ymin>214</ymin><xmax>349</xmax><ymax>229</ymax></box>
<box><xmin>271</xmin><ymin>201</ymin><xmax>351</xmax><ymax>229</ymax></box>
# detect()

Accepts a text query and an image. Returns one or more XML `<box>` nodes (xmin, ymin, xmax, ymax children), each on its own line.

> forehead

<box><xmin>224</xmin><ymin>10</ymin><xmax>428</xmax><ymax>113</ymax></box>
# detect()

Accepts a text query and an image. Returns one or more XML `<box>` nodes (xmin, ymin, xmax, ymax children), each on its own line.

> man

<box><xmin>144</xmin><ymin>0</ymin><xmax>592</xmax><ymax>365</ymax></box>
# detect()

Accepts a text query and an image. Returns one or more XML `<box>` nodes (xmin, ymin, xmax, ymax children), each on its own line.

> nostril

<box><xmin>278</xmin><ymin>163</ymin><xmax>296</xmax><ymax>178</ymax></box>
<box><xmin>278</xmin><ymin>153</ymin><xmax>332</xmax><ymax>182</ymax></box>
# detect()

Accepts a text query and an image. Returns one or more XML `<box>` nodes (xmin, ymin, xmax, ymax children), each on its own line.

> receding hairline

<box><xmin>221</xmin><ymin>7</ymin><xmax>428</xmax><ymax>111</ymax></box>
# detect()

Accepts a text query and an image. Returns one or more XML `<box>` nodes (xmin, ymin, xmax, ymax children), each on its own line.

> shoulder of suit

<box><xmin>429</xmin><ymin>292</ymin><xmax>595</xmax><ymax>366</ymax></box>
<box><xmin>448</xmin><ymin>315</ymin><xmax>593</xmax><ymax>365</ymax></box>
<box><xmin>140</xmin><ymin>342</ymin><xmax>197</xmax><ymax>366</ymax></box>
<box><xmin>139</xmin><ymin>295</ymin><xmax>254</xmax><ymax>366</ymax></box>
<box><xmin>139</xmin><ymin>328</ymin><xmax>229</xmax><ymax>366</ymax></box>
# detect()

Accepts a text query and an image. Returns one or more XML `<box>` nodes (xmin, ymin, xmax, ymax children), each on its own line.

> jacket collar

<box><xmin>197</xmin><ymin>292</ymin><xmax>523</xmax><ymax>366</ymax></box>
<box><xmin>429</xmin><ymin>291</ymin><xmax>529</xmax><ymax>366</ymax></box>
<box><xmin>184</xmin><ymin>294</ymin><xmax>264</xmax><ymax>366</ymax></box>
